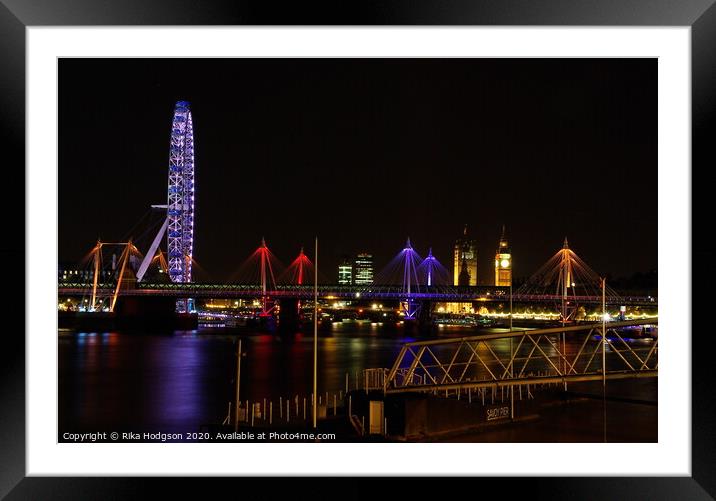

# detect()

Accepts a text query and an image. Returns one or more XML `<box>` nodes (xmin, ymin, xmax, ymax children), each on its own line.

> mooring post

<box><xmin>234</xmin><ymin>338</ymin><xmax>241</xmax><ymax>432</ymax></box>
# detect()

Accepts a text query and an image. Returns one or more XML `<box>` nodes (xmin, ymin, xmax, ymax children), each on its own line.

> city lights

<box><xmin>55</xmin><ymin>58</ymin><xmax>658</xmax><ymax>448</ymax></box>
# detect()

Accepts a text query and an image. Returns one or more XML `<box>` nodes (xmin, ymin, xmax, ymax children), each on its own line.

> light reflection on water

<box><xmin>58</xmin><ymin>323</ymin><xmax>654</xmax><ymax>433</ymax></box>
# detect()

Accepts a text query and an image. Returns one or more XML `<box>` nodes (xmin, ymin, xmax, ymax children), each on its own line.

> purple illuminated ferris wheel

<box><xmin>166</xmin><ymin>101</ymin><xmax>195</xmax><ymax>287</ymax></box>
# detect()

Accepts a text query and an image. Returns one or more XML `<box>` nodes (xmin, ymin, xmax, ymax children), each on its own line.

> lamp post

<box><xmin>509</xmin><ymin>281</ymin><xmax>514</xmax><ymax>419</ymax></box>
<box><xmin>602</xmin><ymin>278</ymin><xmax>606</xmax><ymax>388</ymax></box>
<box><xmin>313</xmin><ymin>237</ymin><xmax>318</xmax><ymax>429</ymax></box>
<box><xmin>602</xmin><ymin>277</ymin><xmax>607</xmax><ymax>443</ymax></box>
<box><xmin>234</xmin><ymin>338</ymin><xmax>242</xmax><ymax>432</ymax></box>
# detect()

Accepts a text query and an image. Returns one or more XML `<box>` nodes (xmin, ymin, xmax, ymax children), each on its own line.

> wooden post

<box><xmin>234</xmin><ymin>339</ymin><xmax>241</xmax><ymax>432</ymax></box>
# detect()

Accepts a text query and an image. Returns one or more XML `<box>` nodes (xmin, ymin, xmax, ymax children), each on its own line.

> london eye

<box><xmin>167</xmin><ymin>101</ymin><xmax>195</xmax><ymax>310</ymax></box>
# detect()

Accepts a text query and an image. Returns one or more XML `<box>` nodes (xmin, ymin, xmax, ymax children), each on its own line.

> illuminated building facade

<box><xmin>494</xmin><ymin>226</ymin><xmax>512</xmax><ymax>286</ymax></box>
<box><xmin>338</xmin><ymin>257</ymin><xmax>353</xmax><ymax>285</ymax></box>
<box><xmin>58</xmin><ymin>264</ymin><xmax>113</xmax><ymax>283</ymax></box>
<box><xmin>354</xmin><ymin>253</ymin><xmax>374</xmax><ymax>285</ymax></box>
<box><xmin>453</xmin><ymin>225</ymin><xmax>478</xmax><ymax>286</ymax></box>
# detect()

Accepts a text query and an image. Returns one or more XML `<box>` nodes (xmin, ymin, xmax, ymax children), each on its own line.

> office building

<box><xmin>353</xmin><ymin>253</ymin><xmax>374</xmax><ymax>285</ymax></box>
<box><xmin>338</xmin><ymin>256</ymin><xmax>353</xmax><ymax>285</ymax></box>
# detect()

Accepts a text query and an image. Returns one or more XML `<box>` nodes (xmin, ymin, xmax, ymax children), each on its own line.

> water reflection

<box><xmin>58</xmin><ymin>323</ymin><xmax>654</xmax><ymax>433</ymax></box>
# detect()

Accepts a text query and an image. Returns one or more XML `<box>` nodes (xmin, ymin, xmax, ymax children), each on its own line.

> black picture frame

<box><xmin>1</xmin><ymin>1</ymin><xmax>711</xmax><ymax>497</ymax></box>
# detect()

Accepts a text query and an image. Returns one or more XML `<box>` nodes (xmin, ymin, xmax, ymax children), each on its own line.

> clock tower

<box><xmin>495</xmin><ymin>226</ymin><xmax>512</xmax><ymax>286</ymax></box>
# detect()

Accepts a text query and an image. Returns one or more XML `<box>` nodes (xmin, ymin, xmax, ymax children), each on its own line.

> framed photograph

<box><xmin>1</xmin><ymin>0</ymin><xmax>711</xmax><ymax>497</ymax></box>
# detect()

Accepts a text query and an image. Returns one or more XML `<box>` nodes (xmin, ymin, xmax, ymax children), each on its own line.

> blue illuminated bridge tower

<box><xmin>400</xmin><ymin>238</ymin><xmax>421</xmax><ymax>319</ymax></box>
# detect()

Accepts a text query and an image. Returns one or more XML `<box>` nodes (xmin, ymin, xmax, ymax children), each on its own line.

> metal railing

<box><xmin>383</xmin><ymin>319</ymin><xmax>658</xmax><ymax>394</ymax></box>
<box><xmin>362</xmin><ymin>368</ymin><xmax>388</xmax><ymax>391</ymax></box>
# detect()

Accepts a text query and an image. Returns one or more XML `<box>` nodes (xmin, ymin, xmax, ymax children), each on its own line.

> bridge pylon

<box><xmin>516</xmin><ymin>237</ymin><xmax>621</xmax><ymax>322</ymax></box>
<box><xmin>78</xmin><ymin>240</ymin><xmax>142</xmax><ymax>313</ymax></box>
<box><xmin>400</xmin><ymin>238</ymin><xmax>422</xmax><ymax>319</ymax></box>
<box><xmin>230</xmin><ymin>238</ymin><xmax>284</xmax><ymax>317</ymax></box>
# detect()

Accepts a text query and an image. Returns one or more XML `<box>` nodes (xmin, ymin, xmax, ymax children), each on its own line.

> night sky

<box><xmin>59</xmin><ymin>58</ymin><xmax>656</xmax><ymax>284</ymax></box>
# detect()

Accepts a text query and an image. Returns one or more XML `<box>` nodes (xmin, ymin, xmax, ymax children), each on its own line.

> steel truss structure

<box><xmin>383</xmin><ymin>319</ymin><xmax>658</xmax><ymax>394</ymax></box>
<box><xmin>166</xmin><ymin>101</ymin><xmax>195</xmax><ymax>310</ymax></box>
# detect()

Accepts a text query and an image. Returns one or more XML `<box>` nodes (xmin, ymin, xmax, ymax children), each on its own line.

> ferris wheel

<box><xmin>166</xmin><ymin>101</ymin><xmax>195</xmax><ymax>285</ymax></box>
<box><xmin>134</xmin><ymin>100</ymin><xmax>195</xmax><ymax>312</ymax></box>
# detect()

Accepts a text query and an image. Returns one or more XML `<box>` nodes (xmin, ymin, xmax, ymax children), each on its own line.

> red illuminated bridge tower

<box><xmin>256</xmin><ymin>238</ymin><xmax>276</xmax><ymax>316</ymax></box>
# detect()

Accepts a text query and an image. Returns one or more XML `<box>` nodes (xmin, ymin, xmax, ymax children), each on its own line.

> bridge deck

<box><xmin>57</xmin><ymin>282</ymin><xmax>657</xmax><ymax>305</ymax></box>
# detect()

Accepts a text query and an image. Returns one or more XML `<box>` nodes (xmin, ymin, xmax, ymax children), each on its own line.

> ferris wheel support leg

<box><xmin>136</xmin><ymin>217</ymin><xmax>169</xmax><ymax>282</ymax></box>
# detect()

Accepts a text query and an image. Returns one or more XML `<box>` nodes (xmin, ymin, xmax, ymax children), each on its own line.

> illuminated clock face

<box><xmin>501</xmin><ymin>259</ymin><xmax>510</xmax><ymax>268</ymax></box>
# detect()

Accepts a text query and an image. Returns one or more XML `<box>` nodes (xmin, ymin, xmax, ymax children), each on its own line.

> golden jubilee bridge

<box><xmin>57</xmin><ymin>281</ymin><xmax>656</xmax><ymax>306</ymax></box>
<box><xmin>58</xmin><ymin>236</ymin><xmax>657</xmax><ymax>329</ymax></box>
<box><xmin>59</xmin><ymin>101</ymin><xmax>656</xmax><ymax>320</ymax></box>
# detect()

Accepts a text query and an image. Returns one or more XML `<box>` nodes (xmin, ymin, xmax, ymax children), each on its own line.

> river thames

<box><xmin>58</xmin><ymin>322</ymin><xmax>657</xmax><ymax>442</ymax></box>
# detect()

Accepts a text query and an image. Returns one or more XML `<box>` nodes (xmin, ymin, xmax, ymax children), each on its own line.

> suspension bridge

<box><xmin>58</xmin><ymin>100</ymin><xmax>657</xmax><ymax>326</ymax></box>
<box><xmin>59</xmin><ymin>232</ymin><xmax>657</xmax><ymax>318</ymax></box>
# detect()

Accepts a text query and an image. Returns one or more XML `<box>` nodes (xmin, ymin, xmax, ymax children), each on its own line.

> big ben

<box><xmin>495</xmin><ymin>226</ymin><xmax>512</xmax><ymax>286</ymax></box>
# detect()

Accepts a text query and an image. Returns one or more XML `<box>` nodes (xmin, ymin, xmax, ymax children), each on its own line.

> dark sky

<box><xmin>59</xmin><ymin>58</ymin><xmax>656</xmax><ymax>283</ymax></box>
